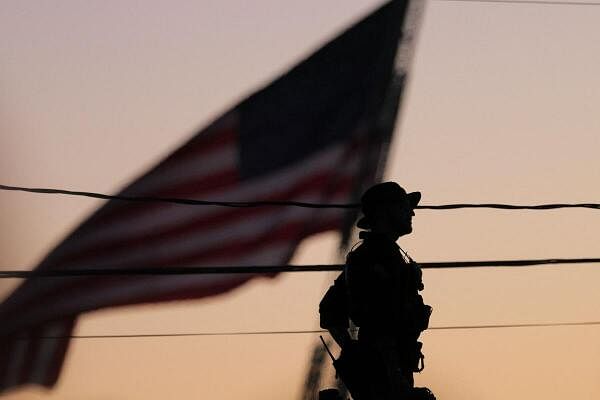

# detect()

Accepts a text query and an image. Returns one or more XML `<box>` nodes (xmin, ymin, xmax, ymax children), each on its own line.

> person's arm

<box><xmin>345</xmin><ymin>260</ymin><xmax>368</xmax><ymax>327</ymax></box>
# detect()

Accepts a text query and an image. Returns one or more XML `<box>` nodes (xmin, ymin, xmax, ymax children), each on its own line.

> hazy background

<box><xmin>1</xmin><ymin>0</ymin><xmax>600</xmax><ymax>399</ymax></box>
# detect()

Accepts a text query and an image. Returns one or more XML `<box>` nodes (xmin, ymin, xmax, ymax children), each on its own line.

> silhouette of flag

<box><xmin>0</xmin><ymin>0</ymin><xmax>409</xmax><ymax>392</ymax></box>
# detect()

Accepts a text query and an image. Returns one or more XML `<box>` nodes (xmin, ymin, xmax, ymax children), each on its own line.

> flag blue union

<box><xmin>0</xmin><ymin>0</ymin><xmax>410</xmax><ymax>392</ymax></box>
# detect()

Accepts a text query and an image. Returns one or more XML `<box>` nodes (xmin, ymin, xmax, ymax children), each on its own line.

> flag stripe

<box><xmin>3</xmin><ymin>334</ymin><xmax>28</xmax><ymax>389</ymax></box>
<box><xmin>150</xmin><ymin>119</ymin><xmax>238</xmax><ymax>169</ymax></box>
<box><xmin>58</xmin><ymin>140</ymin><xmax>355</xmax><ymax>258</ymax></box>
<box><xmin>56</xmin><ymin>170</ymin><xmax>358</xmax><ymax>269</ymax></box>
<box><xmin>3</xmin><ymin>214</ymin><xmax>345</xmax><ymax>330</ymax></box>
<box><xmin>18</xmin><ymin>326</ymin><xmax>41</xmax><ymax>385</ymax></box>
<box><xmin>2</xmin><ymin>141</ymin><xmax>359</xmax><ymax>322</ymax></box>
<box><xmin>1</xmin><ymin>320</ymin><xmax>74</xmax><ymax>391</ymax></box>
<box><xmin>29</xmin><ymin>322</ymin><xmax>69</xmax><ymax>385</ymax></box>
<box><xmin>102</xmin><ymin>134</ymin><xmax>361</xmax><ymax>224</ymax></box>
<box><xmin>0</xmin><ymin>189</ymin><xmax>351</xmax><ymax>323</ymax></box>
<box><xmin>123</xmin><ymin>145</ymin><xmax>238</xmax><ymax>196</ymax></box>
<box><xmin>58</xmin><ymin>218</ymin><xmax>340</xmax><ymax>309</ymax></box>
<box><xmin>0</xmin><ymin>347</ymin><xmax>7</xmax><ymax>390</ymax></box>
<box><xmin>1</xmin><ymin>143</ymin><xmax>357</xmax><ymax>330</ymax></box>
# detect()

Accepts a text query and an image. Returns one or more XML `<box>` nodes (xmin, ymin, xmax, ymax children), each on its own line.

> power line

<box><xmin>0</xmin><ymin>184</ymin><xmax>357</xmax><ymax>209</ymax></box>
<box><xmin>418</xmin><ymin>203</ymin><xmax>600</xmax><ymax>210</ymax></box>
<box><xmin>2</xmin><ymin>184</ymin><xmax>599</xmax><ymax>210</ymax></box>
<box><xmin>436</xmin><ymin>0</ymin><xmax>600</xmax><ymax>6</ymax></box>
<box><xmin>0</xmin><ymin>264</ymin><xmax>339</xmax><ymax>278</ymax></box>
<box><xmin>1</xmin><ymin>258</ymin><xmax>599</xmax><ymax>278</ymax></box>
<box><xmin>14</xmin><ymin>321</ymin><xmax>600</xmax><ymax>340</ymax></box>
<box><xmin>429</xmin><ymin>320</ymin><xmax>600</xmax><ymax>330</ymax></box>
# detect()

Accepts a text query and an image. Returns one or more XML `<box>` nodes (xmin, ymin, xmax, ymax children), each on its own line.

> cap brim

<box><xmin>408</xmin><ymin>191</ymin><xmax>421</xmax><ymax>208</ymax></box>
<box><xmin>356</xmin><ymin>191</ymin><xmax>421</xmax><ymax>229</ymax></box>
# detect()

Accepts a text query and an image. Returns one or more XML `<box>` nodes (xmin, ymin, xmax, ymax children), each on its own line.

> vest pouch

<box><xmin>412</xmin><ymin>295</ymin><xmax>433</xmax><ymax>333</ymax></box>
<box><xmin>412</xmin><ymin>341</ymin><xmax>425</xmax><ymax>373</ymax></box>
<box><xmin>416</xmin><ymin>303</ymin><xmax>432</xmax><ymax>332</ymax></box>
<box><xmin>398</xmin><ymin>341</ymin><xmax>425</xmax><ymax>373</ymax></box>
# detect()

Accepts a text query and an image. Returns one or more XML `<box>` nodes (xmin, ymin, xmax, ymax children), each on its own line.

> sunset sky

<box><xmin>1</xmin><ymin>1</ymin><xmax>600</xmax><ymax>399</ymax></box>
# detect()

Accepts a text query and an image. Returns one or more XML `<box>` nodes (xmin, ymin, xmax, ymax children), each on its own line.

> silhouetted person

<box><xmin>321</xmin><ymin>182</ymin><xmax>435</xmax><ymax>400</ymax></box>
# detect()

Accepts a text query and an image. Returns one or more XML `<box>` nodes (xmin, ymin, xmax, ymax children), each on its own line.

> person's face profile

<box><xmin>388</xmin><ymin>199</ymin><xmax>414</xmax><ymax>235</ymax></box>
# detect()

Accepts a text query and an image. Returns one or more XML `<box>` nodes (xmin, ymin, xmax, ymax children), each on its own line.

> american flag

<box><xmin>0</xmin><ymin>0</ymin><xmax>409</xmax><ymax>393</ymax></box>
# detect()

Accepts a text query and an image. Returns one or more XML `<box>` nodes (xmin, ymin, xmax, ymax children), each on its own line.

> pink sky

<box><xmin>1</xmin><ymin>1</ymin><xmax>600</xmax><ymax>399</ymax></box>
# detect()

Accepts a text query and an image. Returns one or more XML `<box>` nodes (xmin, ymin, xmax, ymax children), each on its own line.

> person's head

<box><xmin>356</xmin><ymin>182</ymin><xmax>420</xmax><ymax>239</ymax></box>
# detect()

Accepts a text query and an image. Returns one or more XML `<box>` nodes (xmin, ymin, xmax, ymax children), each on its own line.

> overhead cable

<box><xmin>0</xmin><ymin>184</ymin><xmax>357</xmax><ymax>209</ymax></box>
<box><xmin>1</xmin><ymin>184</ymin><xmax>599</xmax><ymax>210</ymax></box>
<box><xmin>418</xmin><ymin>203</ymin><xmax>600</xmax><ymax>210</ymax></box>
<box><xmin>14</xmin><ymin>321</ymin><xmax>600</xmax><ymax>340</ymax></box>
<box><xmin>2</xmin><ymin>258</ymin><xmax>599</xmax><ymax>279</ymax></box>
<box><xmin>436</xmin><ymin>0</ymin><xmax>600</xmax><ymax>6</ymax></box>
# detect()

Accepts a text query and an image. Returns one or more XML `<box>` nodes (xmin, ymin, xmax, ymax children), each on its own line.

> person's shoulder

<box><xmin>346</xmin><ymin>240</ymin><xmax>373</xmax><ymax>264</ymax></box>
